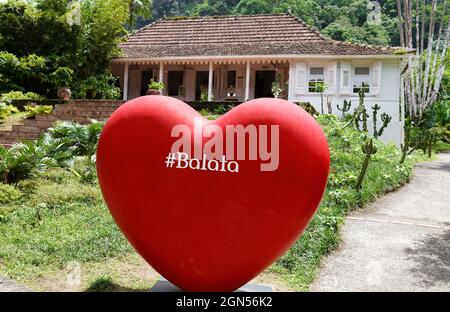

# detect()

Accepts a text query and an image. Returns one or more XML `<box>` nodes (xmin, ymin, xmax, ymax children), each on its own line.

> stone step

<box><xmin>54</xmin><ymin>104</ymin><xmax>121</xmax><ymax>112</ymax></box>
<box><xmin>54</xmin><ymin>108</ymin><xmax>118</xmax><ymax>114</ymax></box>
<box><xmin>24</xmin><ymin>119</ymin><xmax>55</xmax><ymax>127</ymax></box>
<box><xmin>3</xmin><ymin>131</ymin><xmax>40</xmax><ymax>138</ymax></box>
<box><xmin>35</xmin><ymin>115</ymin><xmax>58</xmax><ymax>122</ymax></box>
<box><xmin>11</xmin><ymin>125</ymin><xmax>41</xmax><ymax>133</ymax></box>
<box><xmin>1</xmin><ymin>100</ymin><xmax>122</xmax><ymax>145</ymax></box>
<box><xmin>0</xmin><ymin>137</ymin><xmax>17</xmax><ymax>145</ymax></box>
<box><xmin>54</xmin><ymin>111</ymin><xmax>113</xmax><ymax>117</ymax></box>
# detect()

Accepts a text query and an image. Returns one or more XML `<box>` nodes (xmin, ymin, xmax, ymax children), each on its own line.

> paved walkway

<box><xmin>0</xmin><ymin>275</ymin><xmax>32</xmax><ymax>292</ymax></box>
<box><xmin>311</xmin><ymin>152</ymin><xmax>450</xmax><ymax>291</ymax></box>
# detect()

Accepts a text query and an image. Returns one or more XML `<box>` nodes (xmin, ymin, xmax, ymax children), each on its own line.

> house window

<box><xmin>308</xmin><ymin>67</ymin><xmax>325</xmax><ymax>93</ymax></box>
<box><xmin>227</xmin><ymin>71</ymin><xmax>236</xmax><ymax>96</ymax></box>
<box><xmin>353</xmin><ymin>67</ymin><xmax>370</xmax><ymax>94</ymax></box>
<box><xmin>168</xmin><ymin>71</ymin><xmax>184</xmax><ymax>96</ymax></box>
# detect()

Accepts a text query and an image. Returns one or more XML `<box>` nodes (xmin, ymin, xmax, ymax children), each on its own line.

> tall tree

<box><xmin>128</xmin><ymin>0</ymin><xmax>152</xmax><ymax>28</ymax></box>
<box><xmin>397</xmin><ymin>0</ymin><xmax>449</xmax><ymax>118</ymax></box>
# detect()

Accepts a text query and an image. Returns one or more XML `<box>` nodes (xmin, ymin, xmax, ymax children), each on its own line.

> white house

<box><xmin>110</xmin><ymin>14</ymin><xmax>412</xmax><ymax>146</ymax></box>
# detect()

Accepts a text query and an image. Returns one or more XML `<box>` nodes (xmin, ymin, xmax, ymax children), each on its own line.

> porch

<box><xmin>110</xmin><ymin>58</ymin><xmax>291</xmax><ymax>102</ymax></box>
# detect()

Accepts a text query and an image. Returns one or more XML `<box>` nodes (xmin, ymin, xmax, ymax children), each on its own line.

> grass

<box><xmin>0</xmin><ymin>114</ymin><xmax>432</xmax><ymax>292</ymax></box>
<box><xmin>0</xmin><ymin>168</ymin><xmax>133</xmax><ymax>286</ymax></box>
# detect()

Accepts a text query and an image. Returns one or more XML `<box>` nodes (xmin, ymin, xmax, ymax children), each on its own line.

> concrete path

<box><xmin>0</xmin><ymin>276</ymin><xmax>32</xmax><ymax>292</ymax></box>
<box><xmin>311</xmin><ymin>152</ymin><xmax>450</xmax><ymax>291</ymax></box>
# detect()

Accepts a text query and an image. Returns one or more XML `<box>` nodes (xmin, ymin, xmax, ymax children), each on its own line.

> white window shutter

<box><xmin>295</xmin><ymin>62</ymin><xmax>307</xmax><ymax>95</ymax></box>
<box><xmin>326</xmin><ymin>61</ymin><xmax>337</xmax><ymax>94</ymax></box>
<box><xmin>340</xmin><ymin>61</ymin><xmax>352</xmax><ymax>95</ymax></box>
<box><xmin>371</xmin><ymin>60</ymin><xmax>382</xmax><ymax>95</ymax></box>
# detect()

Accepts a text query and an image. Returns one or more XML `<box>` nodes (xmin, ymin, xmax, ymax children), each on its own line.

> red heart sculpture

<box><xmin>97</xmin><ymin>96</ymin><xmax>329</xmax><ymax>291</ymax></box>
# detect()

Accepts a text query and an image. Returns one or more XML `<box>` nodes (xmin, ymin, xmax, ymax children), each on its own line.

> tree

<box><xmin>191</xmin><ymin>0</ymin><xmax>239</xmax><ymax>16</ymax></box>
<box><xmin>397</xmin><ymin>0</ymin><xmax>449</xmax><ymax>163</ymax></box>
<box><xmin>0</xmin><ymin>0</ymin><xmax>128</xmax><ymax>98</ymax></box>
<box><xmin>234</xmin><ymin>0</ymin><xmax>272</xmax><ymax>15</ymax></box>
<box><xmin>397</xmin><ymin>0</ymin><xmax>449</xmax><ymax>118</ymax></box>
<box><xmin>128</xmin><ymin>0</ymin><xmax>152</xmax><ymax>28</ymax></box>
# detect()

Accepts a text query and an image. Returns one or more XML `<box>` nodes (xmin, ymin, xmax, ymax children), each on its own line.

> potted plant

<box><xmin>147</xmin><ymin>79</ymin><xmax>164</xmax><ymax>95</ymax></box>
<box><xmin>50</xmin><ymin>67</ymin><xmax>74</xmax><ymax>100</ymax></box>
<box><xmin>271</xmin><ymin>72</ymin><xmax>284</xmax><ymax>99</ymax></box>
<box><xmin>313</xmin><ymin>81</ymin><xmax>327</xmax><ymax>114</ymax></box>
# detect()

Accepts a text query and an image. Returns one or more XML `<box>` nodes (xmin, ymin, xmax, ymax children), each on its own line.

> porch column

<box><xmin>123</xmin><ymin>62</ymin><xmax>129</xmax><ymax>101</ymax></box>
<box><xmin>208</xmin><ymin>62</ymin><xmax>213</xmax><ymax>101</ymax></box>
<box><xmin>245</xmin><ymin>61</ymin><xmax>250</xmax><ymax>101</ymax></box>
<box><xmin>159</xmin><ymin>62</ymin><xmax>164</xmax><ymax>94</ymax></box>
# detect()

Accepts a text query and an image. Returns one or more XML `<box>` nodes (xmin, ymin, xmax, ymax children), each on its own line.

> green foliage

<box><xmin>401</xmin><ymin>100</ymin><xmax>450</xmax><ymax>162</ymax></box>
<box><xmin>70</xmin><ymin>156</ymin><xmax>98</xmax><ymax>185</ymax></box>
<box><xmin>337</xmin><ymin>99</ymin><xmax>352</xmax><ymax>118</ymax></box>
<box><xmin>128</xmin><ymin>0</ymin><xmax>152</xmax><ymax>27</ymax></box>
<box><xmin>0</xmin><ymin>183</ymin><xmax>22</xmax><ymax>205</ymax></box>
<box><xmin>234</xmin><ymin>0</ymin><xmax>273</xmax><ymax>15</ymax></box>
<box><xmin>86</xmin><ymin>275</ymin><xmax>115</xmax><ymax>292</ymax></box>
<box><xmin>0</xmin><ymin>51</ymin><xmax>48</xmax><ymax>95</ymax></box>
<box><xmin>0</xmin><ymin>0</ymin><xmax>127</xmax><ymax>98</ymax></box>
<box><xmin>45</xmin><ymin>120</ymin><xmax>104</xmax><ymax>160</ymax></box>
<box><xmin>72</xmin><ymin>73</ymin><xmax>121</xmax><ymax>99</ymax></box>
<box><xmin>147</xmin><ymin>79</ymin><xmax>164</xmax><ymax>90</ymax></box>
<box><xmin>271</xmin><ymin>71</ymin><xmax>285</xmax><ymax>98</ymax></box>
<box><xmin>197</xmin><ymin>104</ymin><xmax>235</xmax><ymax>120</ymax></box>
<box><xmin>191</xmin><ymin>0</ymin><xmax>238</xmax><ymax>16</ymax></box>
<box><xmin>198</xmin><ymin>108</ymin><xmax>220</xmax><ymax>120</ymax></box>
<box><xmin>213</xmin><ymin>103</ymin><xmax>234</xmax><ymax>115</ymax></box>
<box><xmin>296</xmin><ymin>102</ymin><xmax>319</xmax><ymax>117</ymax></box>
<box><xmin>0</xmin><ymin>101</ymin><xmax>19</xmax><ymax>120</ymax></box>
<box><xmin>49</xmin><ymin>67</ymin><xmax>74</xmax><ymax>87</ymax></box>
<box><xmin>372</xmin><ymin>104</ymin><xmax>391</xmax><ymax>138</ymax></box>
<box><xmin>24</xmin><ymin>105</ymin><xmax>53</xmax><ymax>118</ymax></box>
<box><xmin>0</xmin><ymin>91</ymin><xmax>44</xmax><ymax>102</ymax></box>
<box><xmin>76</xmin><ymin>0</ymin><xmax>128</xmax><ymax>79</ymax></box>
<box><xmin>0</xmin><ymin>140</ymin><xmax>57</xmax><ymax>184</ymax></box>
<box><xmin>0</xmin><ymin>167</ymin><xmax>131</xmax><ymax>280</ymax></box>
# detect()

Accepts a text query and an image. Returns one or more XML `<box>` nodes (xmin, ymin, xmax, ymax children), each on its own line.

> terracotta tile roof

<box><xmin>118</xmin><ymin>14</ymin><xmax>399</xmax><ymax>58</ymax></box>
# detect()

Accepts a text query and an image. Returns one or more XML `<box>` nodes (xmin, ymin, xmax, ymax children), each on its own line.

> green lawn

<box><xmin>0</xmin><ymin>115</ymin><xmax>430</xmax><ymax>291</ymax></box>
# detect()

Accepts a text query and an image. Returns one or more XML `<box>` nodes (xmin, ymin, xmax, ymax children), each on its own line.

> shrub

<box><xmin>73</xmin><ymin>73</ymin><xmax>121</xmax><ymax>99</ymax></box>
<box><xmin>213</xmin><ymin>103</ymin><xmax>234</xmax><ymax>115</ymax></box>
<box><xmin>0</xmin><ymin>102</ymin><xmax>19</xmax><ymax>120</ymax></box>
<box><xmin>45</xmin><ymin>120</ymin><xmax>104</xmax><ymax>160</ymax></box>
<box><xmin>147</xmin><ymin>79</ymin><xmax>164</xmax><ymax>90</ymax></box>
<box><xmin>296</xmin><ymin>102</ymin><xmax>319</xmax><ymax>116</ymax></box>
<box><xmin>24</xmin><ymin>104</ymin><xmax>53</xmax><ymax>118</ymax></box>
<box><xmin>0</xmin><ymin>183</ymin><xmax>23</xmax><ymax>205</ymax></box>
<box><xmin>49</xmin><ymin>67</ymin><xmax>74</xmax><ymax>87</ymax></box>
<box><xmin>0</xmin><ymin>91</ymin><xmax>44</xmax><ymax>103</ymax></box>
<box><xmin>0</xmin><ymin>140</ymin><xmax>57</xmax><ymax>184</ymax></box>
<box><xmin>70</xmin><ymin>156</ymin><xmax>98</xmax><ymax>185</ymax></box>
